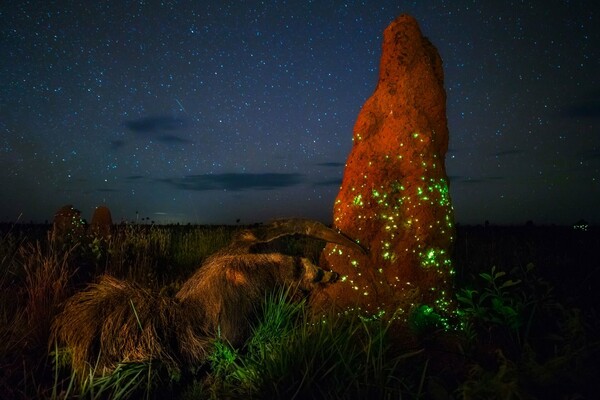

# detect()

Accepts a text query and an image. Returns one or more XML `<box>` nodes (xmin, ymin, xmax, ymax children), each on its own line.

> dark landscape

<box><xmin>0</xmin><ymin>221</ymin><xmax>598</xmax><ymax>399</ymax></box>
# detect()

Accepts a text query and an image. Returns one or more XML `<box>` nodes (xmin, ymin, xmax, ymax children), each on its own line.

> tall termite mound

<box><xmin>90</xmin><ymin>205</ymin><xmax>113</xmax><ymax>238</ymax></box>
<box><xmin>314</xmin><ymin>15</ymin><xmax>455</xmax><ymax>321</ymax></box>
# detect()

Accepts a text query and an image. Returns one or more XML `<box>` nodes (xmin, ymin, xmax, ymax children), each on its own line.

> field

<box><xmin>1</xmin><ymin>222</ymin><xmax>599</xmax><ymax>399</ymax></box>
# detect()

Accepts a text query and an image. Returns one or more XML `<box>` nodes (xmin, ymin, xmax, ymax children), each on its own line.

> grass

<box><xmin>194</xmin><ymin>289</ymin><xmax>428</xmax><ymax>399</ymax></box>
<box><xmin>0</xmin><ymin>223</ymin><xmax>234</xmax><ymax>399</ymax></box>
<box><xmin>0</xmin><ymin>222</ymin><xmax>598</xmax><ymax>399</ymax></box>
<box><xmin>79</xmin><ymin>224</ymin><xmax>236</xmax><ymax>286</ymax></box>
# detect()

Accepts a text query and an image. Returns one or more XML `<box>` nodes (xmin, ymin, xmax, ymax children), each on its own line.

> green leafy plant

<box><xmin>51</xmin><ymin>357</ymin><xmax>160</xmax><ymax>400</ymax></box>
<box><xmin>456</xmin><ymin>265</ymin><xmax>527</xmax><ymax>346</ymax></box>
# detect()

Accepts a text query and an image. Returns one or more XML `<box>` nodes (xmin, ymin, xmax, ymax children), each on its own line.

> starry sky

<box><xmin>1</xmin><ymin>1</ymin><xmax>598</xmax><ymax>225</ymax></box>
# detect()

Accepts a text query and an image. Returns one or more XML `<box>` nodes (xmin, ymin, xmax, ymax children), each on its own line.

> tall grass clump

<box><xmin>194</xmin><ymin>289</ymin><xmax>427</xmax><ymax>400</ymax></box>
<box><xmin>51</xmin><ymin>351</ymin><xmax>172</xmax><ymax>400</ymax></box>
<box><xmin>169</xmin><ymin>226</ymin><xmax>236</xmax><ymax>273</ymax></box>
<box><xmin>83</xmin><ymin>224</ymin><xmax>236</xmax><ymax>286</ymax></box>
<box><xmin>0</xmin><ymin>230</ymin><xmax>30</xmax><ymax>397</ymax></box>
<box><xmin>95</xmin><ymin>225</ymin><xmax>171</xmax><ymax>284</ymax></box>
<box><xmin>0</xmin><ymin>232</ymin><xmax>77</xmax><ymax>398</ymax></box>
<box><xmin>22</xmin><ymin>238</ymin><xmax>77</xmax><ymax>351</ymax></box>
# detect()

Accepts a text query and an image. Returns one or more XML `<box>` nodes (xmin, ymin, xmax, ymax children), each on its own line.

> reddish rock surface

<box><xmin>52</xmin><ymin>204</ymin><xmax>86</xmax><ymax>242</ymax></box>
<box><xmin>314</xmin><ymin>15</ymin><xmax>455</xmax><ymax>320</ymax></box>
<box><xmin>90</xmin><ymin>205</ymin><xmax>113</xmax><ymax>238</ymax></box>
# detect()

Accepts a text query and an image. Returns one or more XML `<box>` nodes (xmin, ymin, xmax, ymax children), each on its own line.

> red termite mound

<box><xmin>52</xmin><ymin>204</ymin><xmax>86</xmax><ymax>243</ymax></box>
<box><xmin>90</xmin><ymin>205</ymin><xmax>113</xmax><ymax>238</ymax></box>
<box><xmin>313</xmin><ymin>15</ymin><xmax>455</xmax><ymax>320</ymax></box>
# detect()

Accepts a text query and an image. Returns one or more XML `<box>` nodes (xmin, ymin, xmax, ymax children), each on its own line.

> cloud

<box><xmin>163</xmin><ymin>173</ymin><xmax>305</xmax><ymax>192</ymax></box>
<box><xmin>110</xmin><ymin>139</ymin><xmax>126</xmax><ymax>150</ymax></box>
<box><xmin>578</xmin><ymin>149</ymin><xmax>600</xmax><ymax>161</ymax></box>
<box><xmin>316</xmin><ymin>162</ymin><xmax>345</xmax><ymax>168</ymax></box>
<box><xmin>564</xmin><ymin>102</ymin><xmax>600</xmax><ymax>119</ymax></box>
<box><xmin>563</xmin><ymin>90</ymin><xmax>600</xmax><ymax>119</ymax></box>
<box><xmin>124</xmin><ymin>116</ymin><xmax>186</xmax><ymax>133</ymax></box>
<box><xmin>119</xmin><ymin>115</ymin><xmax>192</xmax><ymax>147</ymax></box>
<box><xmin>449</xmin><ymin>176</ymin><xmax>504</xmax><ymax>184</ymax></box>
<box><xmin>157</xmin><ymin>134</ymin><xmax>192</xmax><ymax>145</ymax></box>
<box><xmin>313</xmin><ymin>178</ymin><xmax>342</xmax><ymax>187</ymax></box>
<box><xmin>494</xmin><ymin>149</ymin><xmax>523</xmax><ymax>157</ymax></box>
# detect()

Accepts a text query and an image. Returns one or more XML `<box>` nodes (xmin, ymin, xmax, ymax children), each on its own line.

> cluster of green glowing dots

<box><xmin>353</xmin><ymin>193</ymin><xmax>364</xmax><ymax>207</ymax></box>
<box><xmin>370</xmin><ymin>176</ymin><xmax>453</xmax><ymax>270</ymax></box>
<box><xmin>328</xmin><ymin>247</ymin><xmax>371</xmax><ymax>296</ymax></box>
<box><xmin>418</xmin><ymin>247</ymin><xmax>452</xmax><ymax>269</ymax></box>
<box><xmin>358</xmin><ymin>309</ymin><xmax>387</xmax><ymax>322</ymax></box>
<box><xmin>330</xmin><ymin>129</ymin><xmax>457</xmax><ymax>325</ymax></box>
<box><xmin>416</xmin><ymin>177</ymin><xmax>451</xmax><ymax>208</ymax></box>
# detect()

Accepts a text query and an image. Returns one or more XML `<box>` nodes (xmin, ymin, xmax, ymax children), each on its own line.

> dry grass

<box><xmin>22</xmin><ymin>239</ymin><xmax>75</xmax><ymax>351</ymax></box>
<box><xmin>0</xmin><ymin>233</ymin><xmax>76</xmax><ymax>398</ymax></box>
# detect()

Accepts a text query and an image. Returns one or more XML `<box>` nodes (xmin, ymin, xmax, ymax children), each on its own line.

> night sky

<box><xmin>1</xmin><ymin>1</ymin><xmax>598</xmax><ymax>225</ymax></box>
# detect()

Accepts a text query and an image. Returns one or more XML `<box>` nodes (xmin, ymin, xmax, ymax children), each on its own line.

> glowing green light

<box><xmin>353</xmin><ymin>194</ymin><xmax>364</xmax><ymax>207</ymax></box>
<box><xmin>421</xmin><ymin>177</ymin><xmax>451</xmax><ymax>207</ymax></box>
<box><xmin>335</xmin><ymin>128</ymin><xmax>457</xmax><ymax>328</ymax></box>
<box><xmin>419</xmin><ymin>247</ymin><xmax>451</xmax><ymax>269</ymax></box>
<box><xmin>358</xmin><ymin>309</ymin><xmax>387</xmax><ymax>322</ymax></box>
